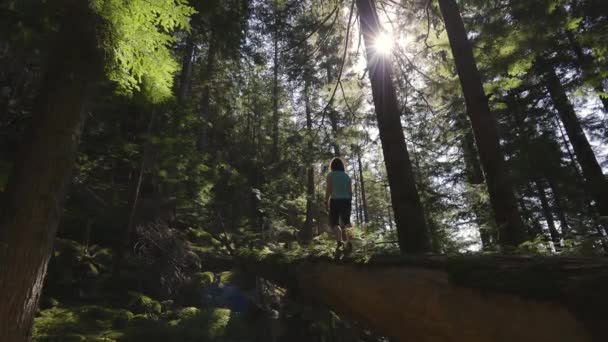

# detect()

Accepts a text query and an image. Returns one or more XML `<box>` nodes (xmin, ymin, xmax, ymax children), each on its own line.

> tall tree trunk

<box><xmin>384</xmin><ymin>181</ymin><xmax>394</xmax><ymax>230</ymax></box>
<box><xmin>534</xmin><ymin>178</ymin><xmax>561</xmax><ymax>246</ymax></box>
<box><xmin>543</xmin><ymin>63</ymin><xmax>608</xmax><ymax>217</ymax></box>
<box><xmin>177</xmin><ymin>35</ymin><xmax>196</xmax><ymax>104</ymax></box>
<box><xmin>357</xmin><ymin>148</ymin><xmax>369</xmax><ymax>223</ymax></box>
<box><xmin>199</xmin><ymin>39</ymin><xmax>216</xmax><ymax>151</ymax></box>
<box><xmin>356</xmin><ymin>0</ymin><xmax>430</xmax><ymax>253</ymax></box>
<box><xmin>326</xmin><ymin>65</ymin><xmax>341</xmax><ymax>156</ymax></box>
<box><xmin>115</xmin><ymin>112</ymin><xmax>157</xmax><ymax>271</ymax></box>
<box><xmin>548</xmin><ymin>177</ymin><xmax>570</xmax><ymax>237</ymax></box>
<box><xmin>353</xmin><ymin>165</ymin><xmax>362</xmax><ymax>226</ymax></box>
<box><xmin>304</xmin><ymin>80</ymin><xmax>314</xmax><ymax>241</ymax></box>
<box><xmin>0</xmin><ymin>3</ymin><xmax>102</xmax><ymax>340</ymax></box>
<box><xmin>461</xmin><ymin>118</ymin><xmax>485</xmax><ymax>186</ymax></box>
<box><xmin>271</xmin><ymin>11</ymin><xmax>280</xmax><ymax>160</ymax></box>
<box><xmin>438</xmin><ymin>0</ymin><xmax>527</xmax><ymax>250</ymax></box>
<box><xmin>458</xmin><ymin>112</ymin><xmax>494</xmax><ymax>249</ymax></box>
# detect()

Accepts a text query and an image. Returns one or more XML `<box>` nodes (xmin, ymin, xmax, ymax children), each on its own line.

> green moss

<box><xmin>176</xmin><ymin>308</ymin><xmax>232</xmax><ymax>341</ymax></box>
<box><xmin>192</xmin><ymin>271</ymin><xmax>214</xmax><ymax>287</ymax></box>
<box><xmin>127</xmin><ymin>292</ymin><xmax>162</xmax><ymax>315</ymax></box>
<box><xmin>187</xmin><ymin>228</ymin><xmax>215</xmax><ymax>244</ymax></box>
<box><xmin>218</xmin><ymin>271</ymin><xmax>234</xmax><ymax>287</ymax></box>
<box><xmin>205</xmin><ymin>308</ymin><xmax>231</xmax><ymax>339</ymax></box>
<box><xmin>33</xmin><ymin>306</ymin><xmax>126</xmax><ymax>341</ymax></box>
<box><xmin>112</xmin><ymin>310</ymin><xmax>134</xmax><ymax>329</ymax></box>
<box><xmin>177</xmin><ymin>307</ymin><xmax>200</xmax><ymax>320</ymax></box>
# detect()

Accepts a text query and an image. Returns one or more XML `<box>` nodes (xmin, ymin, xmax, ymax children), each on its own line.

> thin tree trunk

<box><xmin>543</xmin><ymin>63</ymin><xmax>608</xmax><ymax>217</ymax></box>
<box><xmin>177</xmin><ymin>35</ymin><xmax>196</xmax><ymax>104</ymax></box>
<box><xmin>384</xmin><ymin>181</ymin><xmax>394</xmax><ymax>230</ymax></box>
<box><xmin>326</xmin><ymin>65</ymin><xmax>341</xmax><ymax>156</ymax></box>
<box><xmin>116</xmin><ymin>112</ymin><xmax>157</xmax><ymax>268</ymax></box>
<box><xmin>353</xmin><ymin>164</ymin><xmax>362</xmax><ymax>227</ymax></box>
<box><xmin>0</xmin><ymin>3</ymin><xmax>101</xmax><ymax>340</ymax></box>
<box><xmin>199</xmin><ymin>39</ymin><xmax>216</xmax><ymax>151</ymax></box>
<box><xmin>357</xmin><ymin>148</ymin><xmax>369</xmax><ymax>223</ymax></box>
<box><xmin>271</xmin><ymin>10</ymin><xmax>280</xmax><ymax>159</ymax></box>
<box><xmin>304</xmin><ymin>80</ymin><xmax>314</xmax><ymax>241</ymax></box>
<box><xmin>461</xmin><ymin>118</ymin><xmax>485</xmax><ymax>186</ymax></box>
<box><xmin>458</xmin><ymin>112</ymin><xmax>494</xmax><ymax>249</ymax></box>
<box><xmin>438</xmin><ymin>0</ymin><xmax>527</xmax><ymax>250</ymax></box>
<box><xmin>535</xmin><ymin>179</ymin><xmax>561</xmax><ymax>247</ymax></box>
<box><xmin>356</xmin><ymin>0</ymin><xmax>430</xmax><ymax>253</ymax></box>
<box><xmin>548</xmin><ymin>177</ymin><xmax>570</xmax><ymax>237</ymax></box>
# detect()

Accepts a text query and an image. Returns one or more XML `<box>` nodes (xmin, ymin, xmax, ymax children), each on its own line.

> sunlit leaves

<box><xmin>93</xmin><ymin>0</ymin><xmax>196</xmax><ymax>102</ymax></box>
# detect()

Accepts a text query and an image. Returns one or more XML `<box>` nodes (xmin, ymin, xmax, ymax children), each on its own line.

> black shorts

<box><xmin>329</xmin><ymin>198</ymin><xmax>351</xmax><ymax>227</ymax></box>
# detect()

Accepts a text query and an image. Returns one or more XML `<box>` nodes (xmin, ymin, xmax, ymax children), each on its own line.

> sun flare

<box><xmin>373</xmin><ymin>31</ymin><xmax>394</xmax><ymax>55</ymax></box>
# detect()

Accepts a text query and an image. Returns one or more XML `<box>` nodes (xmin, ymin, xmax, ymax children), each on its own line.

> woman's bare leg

<box><xmin>334</xmin><ymin>225</ymin><xmax>342</xmax><ymax>243</ymax></box>
<box><xmin>343</xmin><ymin>224</ymin><xmax>352</xmax><ymax>241</ymax></box>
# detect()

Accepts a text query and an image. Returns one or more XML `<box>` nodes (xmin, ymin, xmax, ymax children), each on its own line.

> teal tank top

<box><xmin>329</xmin><ymin>171</ymin><xmax>351</xmax><ymax>199</ymax></box>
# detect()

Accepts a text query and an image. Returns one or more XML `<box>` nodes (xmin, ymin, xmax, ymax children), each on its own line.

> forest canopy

<box><xmin>1</xmin><ymin>0</ymin><xmax>608</xmax><ymax>340</ymax></box>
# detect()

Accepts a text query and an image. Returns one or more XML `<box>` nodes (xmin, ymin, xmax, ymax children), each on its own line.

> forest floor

<box><xmin>33</xmin><ymin>227</ymin><xmax>388</xmax><ymax>342</ymax></box>
<box><xmin>34</xmin><ymin>236</ymin><xmax>274</xmax><ymax>341</ymax></box>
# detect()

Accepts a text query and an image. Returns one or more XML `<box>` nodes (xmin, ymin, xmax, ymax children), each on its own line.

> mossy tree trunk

<box><xmin>0</xmin><ymin>3</ymin><xmax>102</xmax><ymax>340</ymax></box>
<box><xmin>245</xmin><ymin>253</ymin><xmax>608</xmax><ymax>342</ymax></box>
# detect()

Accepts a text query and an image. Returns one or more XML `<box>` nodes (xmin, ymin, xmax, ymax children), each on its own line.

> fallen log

<box><xmin>240</xmin><ymin>252</ymin><xmax>608</xmax><ymax>342</ymax></box>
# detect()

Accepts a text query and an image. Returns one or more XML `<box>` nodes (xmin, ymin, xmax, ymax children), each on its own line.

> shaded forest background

<box><xmin>1</xmin><ymin>0</ymin><xmax>608</xmax><ymax>340</ymax></box>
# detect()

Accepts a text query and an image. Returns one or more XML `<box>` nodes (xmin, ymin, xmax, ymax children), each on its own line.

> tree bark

<box><xmin>304</xmin><ymin>79</ymin><xmax>314</xmax><ymax>241</ymax></box>
<box><xmin>353</xmin><ymin>165</ymin><xmax>362</xmax><ymax>226</ymax></box>
<box><xmin>543</xmin><ymin>63</ymin><xmax>608</xmax><ymax>217</ymax></box>
<box><xmin>438</xmin><ymin>0</ymin><xmax>527</xmax><ymax>249</ymax></box>
<box><xmin>115</xmin><ymin>112</ymin><xmax>157</xmax><ymax>270</ymax></box>
<box><xmin>177</xmin><ymin>35</ymin><xmax>196</xmax><ymax>104</ymax></box>
<box><xmin>535</xmin><ymin>178</ymin><xmax>561</xmax><ymax>246</ymax></box>
<box><xmin>271</xmin><ymin>8</ymin><xmax>280</xmax><ymax>160</ymax></box>
<box><xmin>458</xmin><ymin>112</ymin><xmax>494</xmax><ymax>249</ymax></box>
<box><xmin>245</xmin><ymin>253</ymin><xmax>608</xmax><ymax>342</ymax></box>
<box><xmin>461</xmin><ymin>117</ymin><xmax>484</xmax><ymax>186</ymax></box>
<box><xmin>357</xmin><ymin>148</ymin><xmax>369</xmax><ymax>223</ymax></box>
<box><xmin>548</xmin><ymin>177</ymin><xmax>570</xmax><ymax>237</ymax></box>
<box><xmin>384</xmin><ymin>181</ymin><xmax>394</xmax><ymax>230</ymax></box>
<box><xmin>198</xmin><ymin>38</ymin><xmax>216</xmax><ymax>151</ymax></box>
<box><xmin>356</xmin><ymin>0</ymin><xmax>430</xmax><ymax>253</ymax></box>
<box><xmin>0</xmin><ymin>3</ymin><xmax>102</xmax><ymax>340</ymax></box>
<box><xmin>326</xmin><ymin>65</ymin><xmax>341</xmax><ymax>156</ymax></box>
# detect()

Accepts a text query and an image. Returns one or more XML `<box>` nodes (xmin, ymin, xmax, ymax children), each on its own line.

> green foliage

<box><xmin>92</xmin><ymin>0</ymin><xmax>196</xmax><ymax>102</ymax></box>
<box><xmin>34</xmin><ymin>294</ymin><xmax>240</xmax><ymax>341</ymax></box>
<box><xmin>33</xmin><ymin>306</ymin><xmax>129</xmax><ymax>341</ymax></box>
<box><xmin>127</xmin><ymin>292</ymin><xmax>162</xmax><ymax>316</ymax></box>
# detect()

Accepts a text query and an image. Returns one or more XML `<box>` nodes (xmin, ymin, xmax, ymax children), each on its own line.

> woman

<box><xmin>325</xmin><ymin>157</ymin><xmax>353</xmax><ymax>254</ymax></box>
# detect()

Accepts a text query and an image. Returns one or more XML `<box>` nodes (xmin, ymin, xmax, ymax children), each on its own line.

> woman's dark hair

<box><xmin>330</xmin><ymin>157</ymin><xmax>345</xmax><ymax>171</ymax></box>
